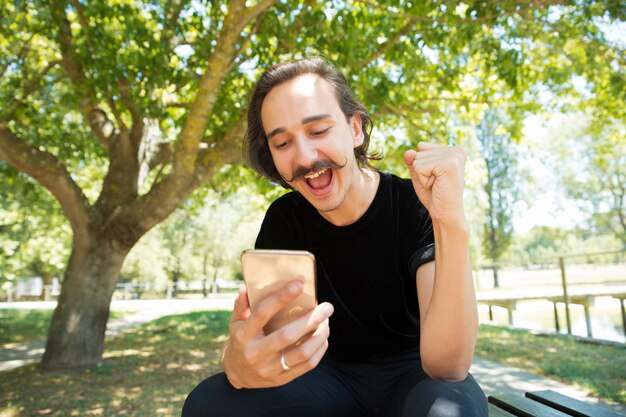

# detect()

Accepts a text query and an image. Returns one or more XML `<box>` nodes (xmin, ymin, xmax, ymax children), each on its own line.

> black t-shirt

<box><xmin>255</xmin><ymin>171</ymin><xmax>435</xmax><ymax>362</ymax></box>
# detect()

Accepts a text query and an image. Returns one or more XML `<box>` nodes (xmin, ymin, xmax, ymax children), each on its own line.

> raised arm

<box><xmin>404</xmin><ymin>142</ymin><xmax>478</xmax><ymax>381</ymax></box>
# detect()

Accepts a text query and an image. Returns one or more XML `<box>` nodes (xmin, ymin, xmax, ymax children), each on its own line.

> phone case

<box><xmin>241</xmin><ymin>249</ymin><xmax>317</xmax><ymax>333</ymax></box>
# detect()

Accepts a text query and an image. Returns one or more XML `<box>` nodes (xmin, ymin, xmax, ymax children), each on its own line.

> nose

<box><xmin>294</xmin><ymin>136</ymin><xmax>318</xmax><ymax>167</ymax></box>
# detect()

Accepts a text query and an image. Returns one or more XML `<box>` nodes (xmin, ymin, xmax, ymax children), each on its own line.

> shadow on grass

<box><xmin>475</xmin><ymin>324</ymin><xmax>626</xmax><ymax>403</ymax></box>
<box><xmin>0</xmin><ymin>310</ymin><xmax>230</xmax><ymax>417</ymax></box>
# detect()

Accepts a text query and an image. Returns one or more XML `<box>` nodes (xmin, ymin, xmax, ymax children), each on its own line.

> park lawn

<box><xmin>0</xmin><ymin>310</ymin><xmax>230</xmax><ymax>417</ymax></box>
<box><xmin>475</xmin><ymin>323</ymin><xmax>626</xmax><ymax>403</ymax></box>
<box><xmin>0</xmin><ymin>309</ymin><xmax>129</xmax><ymax>345</ymax></box>
<box><xmin>0</xmin><ymin>311</ymin><xmax>624</xmax><ymax>417</ymax></box>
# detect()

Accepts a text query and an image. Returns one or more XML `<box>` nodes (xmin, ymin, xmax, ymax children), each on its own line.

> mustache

<box><xmin>282</xmin><ymin>157</ymin><xmax>348</xmax><ymax>183</ymax></box>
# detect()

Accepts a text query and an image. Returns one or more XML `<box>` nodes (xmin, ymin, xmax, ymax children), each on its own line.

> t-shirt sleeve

<box><xmin>408</xmin><ymin>242</ymin><xmax>435</xmax><ymax>276</ymax></box>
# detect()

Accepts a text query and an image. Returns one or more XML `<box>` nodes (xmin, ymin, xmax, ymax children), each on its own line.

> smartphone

<box><xmin>240</xmin><ymin>249</ymin><xmax>317</xmax><ymax>333</ymax></box>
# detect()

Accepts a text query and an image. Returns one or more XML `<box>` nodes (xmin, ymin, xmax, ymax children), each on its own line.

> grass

<box><xmin>0</xmin><ymin>309</ymin><xmax>128</xmax><ymax>346</ymax></box>
<box><xmin>0</xmin><ymin>310</ymin><xmax>229</xmax><ymax>417</ymax></box>
<box><xmin>476</xmin><ymin>323</ymin><xmax>626</xmax><ymax>403</ymax></box>
<box><xmin>0</xmin><ymin>310</ymin><xmax>624</xmax><ymax>417</ymax></box>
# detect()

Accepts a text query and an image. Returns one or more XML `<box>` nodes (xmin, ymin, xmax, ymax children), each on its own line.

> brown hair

<box><xmin>243</xmin><ymin>57</ymin><xmax>380</xmax><ymax>188</ymax></box>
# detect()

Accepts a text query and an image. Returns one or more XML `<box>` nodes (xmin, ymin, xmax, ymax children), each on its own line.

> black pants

<box><xmin>182</xmin><ymin>352</ymin><xmax>487</xmax><ymax>417</ymax></box>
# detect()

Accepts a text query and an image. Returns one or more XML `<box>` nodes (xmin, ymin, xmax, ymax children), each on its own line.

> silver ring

<box><xmin>280</xmin><ymin>351</ymin><xmax>291</xmax><ymax>372</ymax></box>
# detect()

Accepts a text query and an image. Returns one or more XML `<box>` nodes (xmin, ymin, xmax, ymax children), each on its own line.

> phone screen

<box><xmin>241</xmin><ymin>249</ymin><xmax>317</xmax><ymax>333</ymax></box>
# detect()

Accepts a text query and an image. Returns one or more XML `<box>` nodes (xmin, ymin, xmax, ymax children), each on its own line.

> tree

<box><xmin>0</xmin><ymin>166</ymin><xmax>70</xmax><ymax>296</ymax></box>
<box><xmin>160</xmin><ymin>207</ymin><xmax>196</xmax><ymax>298</ymax></box>
<box><xmin>1</xmin><ymin>0</ymin><xmax>273</xmax><ymax>370</ymax></box>
<box><xmin>476</xmin><ymin>110</ymin><xmax>522</xmax><ymax>287</ymax></box>
<box><xmin>550</xmin><ymin>114</ymin><xmax>626</xmax><ymax>245</ymax></box>
<box><xmin>0</xmin><ymin>0</ymin><xmax>623</xmax><ymax>370</ymax></box>
<box><xmin>194</xmin><ymin>187</ymin><xmax>267</xmax><ymax>295</ymax></box>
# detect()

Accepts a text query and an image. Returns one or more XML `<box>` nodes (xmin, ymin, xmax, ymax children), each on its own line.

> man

<box><xmin>182</xmin><ymin>57</ymin><xmax>487</xmax><ymax>417</ymax></box>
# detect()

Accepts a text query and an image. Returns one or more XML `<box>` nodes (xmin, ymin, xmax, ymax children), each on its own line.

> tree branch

<box><xmin>0</xmin><ymin>124</ymin><xmax>92</xmax><ymax>237</ymax></box>
<box><xmin>117</xmin><ymin>79</ymin><xmax>144</xmax><ymax>150</ymax></box>
<box><xmin>171</xmin><ymin>0</ymin><xmax>277</xmax><ymax>174</ymax></box>
<box><xmin>48</xmin><ymin>1</ymin><xmax>114</xmax><ymax>152</ymax></box>
<box><xmin>68</xmin><ymin>0</ymin><xmax>94</xmax><ymax>50</ymax></box>
<box><xmin>242</xmin><ymin>0</ymin><xmax>278</xmax><ymax>24</ymax></box>
<box><xmin>380</xmin><ymin>104</ymin><xmax>436</xmax><ymax>139</ymax></box>
<box><xmin>148</xmin><ymin>142</ymin><xmax>174</xmax><ymax>170</ymax></box>
<box><xmin>358</xmin><ymin>18</ymin><xmax>417</xmax><ymax>69</ymax></box>
<box><xmin>124</xmin><ymin>0</ymin><xmax>278</xmax><ymax>236</ymax></box>
<box><xmin>162</xmin><ymin>0</ymin><xmax>188</xmax><ymax>49</ymax></box>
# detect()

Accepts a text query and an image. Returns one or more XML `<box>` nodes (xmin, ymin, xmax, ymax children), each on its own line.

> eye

<box><xmin>311</xmin><ymin>127</ymin><xmax>331</xmax><ymax>137</ymax></box>
<box><xmin>273</xmin><ymin>138</ymin><xmax>291</xmax><ymax>149</ymax></box>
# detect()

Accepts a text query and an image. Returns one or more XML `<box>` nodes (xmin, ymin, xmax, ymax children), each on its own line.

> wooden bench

<box><xmin>477</xmin><ymin>288</ymin><xmax>626</xmax><ymax>339</ymax></box>
<box><xmin>488</xmin><ymin>390</ymin><xmax>623</xmax><ymax>416</ymax></box>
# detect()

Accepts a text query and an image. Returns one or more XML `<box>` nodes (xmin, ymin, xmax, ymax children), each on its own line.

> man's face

<box><xmin>261</xmin><ymin>74</ymin><xmax>364</xmax><ymax>216</ymax></box>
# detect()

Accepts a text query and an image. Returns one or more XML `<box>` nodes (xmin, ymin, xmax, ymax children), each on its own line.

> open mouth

<box><xmin>304</xmin><ymin>168</ymin><xmax>333</xmax><ymax>192</ymax></box>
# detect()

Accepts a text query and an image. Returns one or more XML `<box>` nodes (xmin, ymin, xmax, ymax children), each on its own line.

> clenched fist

<box><xmin>403</xmin><ymin>142</ymin><xmax>468</xmax><ymax>227</ymax></box>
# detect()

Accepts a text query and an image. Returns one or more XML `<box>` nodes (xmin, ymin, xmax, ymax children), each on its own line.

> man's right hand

<box><xmin>222</xmin><ymin>281</ymin><xmax>334</xmax><ymax>389</ymax></box>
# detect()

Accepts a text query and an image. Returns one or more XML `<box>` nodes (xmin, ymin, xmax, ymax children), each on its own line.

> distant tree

<box><xmin>502</xmin><ymin>225</ymin><xmax>623</xmax><ymax>268</ymax></box>
<box><xmin>194</xmin><ymin>188</ymin><xmax>265</xmax><ymax>295</ymax></box>
<box><xmin>0</xmin><ymin>166</ymin><xmax>69</xmax><ymax>294</ymax></box>
<box><xmin>549</xmin><ymin>115</ymin><xmax>626</xmax><ymax>246</ymax></box>
<box><xmin>476</xmin><ymin>110</ymin><xmax>522</xmax><ymax>287</ymax></box>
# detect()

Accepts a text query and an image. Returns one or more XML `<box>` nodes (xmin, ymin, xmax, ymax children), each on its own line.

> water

<box><xmin>478</xmin><ymin>297</ymin><xmax>625</xmax><ymax>343</ymax></box>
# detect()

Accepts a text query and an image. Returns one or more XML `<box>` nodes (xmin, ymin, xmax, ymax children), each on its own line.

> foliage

<box><xmin>121</xmin><ymin>186</ymin><xmax>267</xmax><ymax>290</ymax></box>
<box><xmin>476</xmin><ymin>110</ymin><xmax>522</xmax><ymax>261</ymax></box>
<box><xmin>0</xmin><ymin>0</ymin><xmax>624</xmax><ymax>368</ymax></box>
<box><xmin>501</xmin><ymin>225</ymin><xmax>624</xmax><ymax>267</ymax></box>
<box><xmin>476</xmin><ymin>324</ymin><xmax>626</xmax><ymax>403</ymax></box>
<box><xmin>547</xmin><ymin>114</ymin><xmax>626</xmax><ymax>245</ymax></box>
<box><xmin>0</xmin><ymin>166</ymin><xmax>70</xmax><ymax>289</ymax></box>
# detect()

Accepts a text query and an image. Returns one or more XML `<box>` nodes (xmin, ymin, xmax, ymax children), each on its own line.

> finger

<box><xmin>263</xmin><ymin>302</ymin><xmax>334</xmax><ymax>352</ymax></box>
<box><xmin>404</xmin><ymin>148</ymin><xmax>439</xmax><ymax>189</ymax></box>
<box><xmin>285</xmin><ymin>331</ymin><xmax>329</xmax><ymax>376</ymax></box>
<box><xmin>231</xmin><ymin>284</ymin><xmax>251</xmax><ymax>323</ymax></box>
<box><xmin>241</xmin><ymin>281</ymin><xmax>305</xmax><ymax>338</ymax></box>
<box><xmin>417</xmin><ymin>141</ymin><xmax>445</xmax><ymax>151</ymax></box>
<box><xmin>281</xmin><ymin>316</ymin><xmax>331</xmax><ymax>369</ymax></box>
<box><xmin>421</xmin><ymin>174</ymin><xmax>435</xmax><ymax>190</ymax></box>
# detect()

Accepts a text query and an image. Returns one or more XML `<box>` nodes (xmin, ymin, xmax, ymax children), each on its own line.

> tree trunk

<box><xmin>41</xmin><ymin>271</ymin><xmax>53</xmax><ymax>301</ymax></box>
<box><xmin>211</xmin><ymin>267</ymin><xmax>219</xmax><ymax>295</ymax></box>
<box><xmin>202</xmin><ymin>252</ymin><xmax>209</xmax><ymax>298</ymax></box>
<box><xmin>492</xmin><ymin>265</ymin><xmax>500</xmax><ymax>289</ymax></box>
<box><xmin>171</xmin><ymin>269</ymin><xmax>180</xmax><ymax>299</ymax></box>
<box><xmin>40</xmin><ymin>237</ymin><xmax>130</xmax><ymax>371</ymax></box>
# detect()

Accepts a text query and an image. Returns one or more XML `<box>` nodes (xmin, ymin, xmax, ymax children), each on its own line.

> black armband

<box><xmin>408</xmin><ymin>243</ymin><xmax>435</xmax><ymax>276</ymax></box>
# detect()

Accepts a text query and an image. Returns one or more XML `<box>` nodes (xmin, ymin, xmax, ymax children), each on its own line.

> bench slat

<box><xmin>526</xmin><ymin>390</ymin><xmax>623</xmax><ymax>417</ymax></box>
<box><xmin>489</xmin><ymin>403</ymin><xmax>519</xmax><ymax>416</ymax></box>
<box><xmin>489</xmin><ymin>394</ymin><xmax>572</xmax><ymax>417</ymax></box>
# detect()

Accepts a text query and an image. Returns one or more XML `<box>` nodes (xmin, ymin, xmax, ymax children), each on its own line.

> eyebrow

<box><xmin>266</xmin><ymin>113</ymin><xmax>333</xmax><ymax>140</ymax></box>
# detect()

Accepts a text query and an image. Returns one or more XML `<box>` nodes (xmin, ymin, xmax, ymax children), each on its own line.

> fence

<box><xmin>1</xmin><ymin>279</ymin><xmax>240</xmax><ymax>302</ymax></box>
<box><xmin>475</xmin><ymin>249</ymin><xmax>626</xmax><ymax>343</ymax></box>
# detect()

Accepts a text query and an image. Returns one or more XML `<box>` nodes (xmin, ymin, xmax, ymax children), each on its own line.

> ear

<box><xmin>349</xmin><ymin>114</ymin><xmax>365</xmax><ymax>148</ymax></box>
